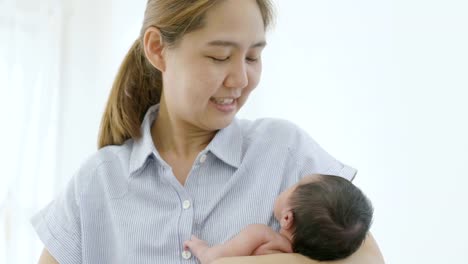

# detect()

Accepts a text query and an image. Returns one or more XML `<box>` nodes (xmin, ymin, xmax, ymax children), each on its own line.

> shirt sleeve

<box><xmin>291</xmin><ymin>124</ymin><xmax>357</xmax><ymax>182</ymax></box>
<box><xmin>31</xmin><ymin>173</ymin><xmax>82</xmax><ymax>264</ymax></box>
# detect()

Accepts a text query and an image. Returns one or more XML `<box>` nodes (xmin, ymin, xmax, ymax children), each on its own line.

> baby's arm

<box><xmin>184</xmin><ymin>224</ymin><xmax>292</xmax><ymax>264</ymax></box>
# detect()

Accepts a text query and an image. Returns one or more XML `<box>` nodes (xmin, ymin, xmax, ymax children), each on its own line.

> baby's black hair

<box><xmin>290</xmin><ymin>175</ymin><xmax>373</xmax><ymax>261</ymax></box>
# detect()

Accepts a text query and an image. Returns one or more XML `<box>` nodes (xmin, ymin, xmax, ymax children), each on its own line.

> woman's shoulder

<box><xmin>71</xmin><ymin>141</ymin><xmax>133</xmax><ymax>194</ymax></box>
<box><xmin>79</xmin><ymin>141</ymin><xmax>133</xmax><ymax>173</ymax></box>
<box><xmin>237</xmin><ymin>117</ymin><xmax>303</xmax><ymax>143</ymax></box>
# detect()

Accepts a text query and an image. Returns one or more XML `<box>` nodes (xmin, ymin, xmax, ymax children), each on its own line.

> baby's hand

<box><xmin>184</xmin><ymin>235</ymin><xmax>212</xmax><ymax>264</ymax></box>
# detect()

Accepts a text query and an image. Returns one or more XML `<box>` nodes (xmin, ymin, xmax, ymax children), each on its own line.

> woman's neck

<box><xmin>151</xmin><ymin>102</ymin><xmax>216</xmax><ymax>158</ymax></box>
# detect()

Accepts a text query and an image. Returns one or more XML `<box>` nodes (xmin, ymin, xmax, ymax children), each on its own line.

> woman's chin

<box><xmin>208</xmin><ymin>116</ymin><xmax>236</xmax><ymax>131</ymax></box>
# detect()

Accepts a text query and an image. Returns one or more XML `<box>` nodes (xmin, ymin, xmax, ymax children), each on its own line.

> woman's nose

<box><xmin>224</xmin><ymin>60</ymin><xmax>248</xmax><ymax>89</ymax></box>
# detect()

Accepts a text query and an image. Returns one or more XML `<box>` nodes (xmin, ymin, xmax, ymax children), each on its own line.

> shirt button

<box><xmin>199</xmin><ymin>154</ymin><xmax>207</xmax><ymax>163</ymax></box>
<box><xmin>182</xmin><ymin>200</ymin><xmax>191</xmax><ymax>209</ymax></box>
<box><xmin>182</xmin><ymin>250</ymin><xmax>192</xmax><ymax>259</ymax></box>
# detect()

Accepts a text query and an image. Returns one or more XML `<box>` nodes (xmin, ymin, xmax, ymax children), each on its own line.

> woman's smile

<box><xmin>209</xmin><ymin>97</ymin><xmax>238</xmax><ymax>113</ymax></box>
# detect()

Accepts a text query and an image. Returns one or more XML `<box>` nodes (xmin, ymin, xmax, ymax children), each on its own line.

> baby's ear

<box><xmin>280</xmin><ymin>210</ymin><xmax>294</xmax><ymax>230</ymax></box>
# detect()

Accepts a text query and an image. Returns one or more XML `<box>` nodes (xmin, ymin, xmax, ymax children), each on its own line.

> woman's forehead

<box><xmin>185</xmin><ymin>0</ymin><xmax>266</xmax><ymax>47</ymax></box>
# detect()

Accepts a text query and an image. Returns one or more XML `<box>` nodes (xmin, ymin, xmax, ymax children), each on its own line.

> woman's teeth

<box><xmin>211</xmin><ymin>98</ymin><xmax>235</xmax><ymax>105</ymax></box>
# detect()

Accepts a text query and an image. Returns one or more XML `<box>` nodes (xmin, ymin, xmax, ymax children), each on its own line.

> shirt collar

<box><xmin>129</xmin><ymin>104</ymin><xmax>244</xmax><ymax>177</ymax></box>
<box><xmin>128</xmin><ymin>104</ymin><xmax>159</xmax><ymax>176</ymax></box>
<box><xmin>206</xmin><ymin>118</ymin><xmax>243</xmax><ymax>169</ymax></box>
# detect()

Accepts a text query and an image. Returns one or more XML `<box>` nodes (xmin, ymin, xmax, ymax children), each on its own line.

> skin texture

<box><xmin>154</xmin><ymin>0</ymin><xmax>265</xmax><ymax>133</ymax></box>
<box><xmin>184</xmin><ymin>224</ymin><xmax>292</xmax><ymax>264</ymax></box>
<box><xmin>38</xmin><ymin>249</ymin><xmax>58</xmax><ymax>264</ymax></box>
<box><xmin>211</xmin><ymin>234</ymin><xmax>385</xmax><ymax>264</ymax></box>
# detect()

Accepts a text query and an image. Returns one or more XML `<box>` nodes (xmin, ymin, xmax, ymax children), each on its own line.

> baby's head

<box><xmin>274</xmin><ymin>174</ymin><xmax>373</xmax><ymax>261</ymax></box>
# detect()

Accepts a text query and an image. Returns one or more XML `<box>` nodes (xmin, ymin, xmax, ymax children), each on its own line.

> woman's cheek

<box><xmin>249</xmin><ymin>63</ymin><xmax>262</xmax><ymax>86</ymax></box>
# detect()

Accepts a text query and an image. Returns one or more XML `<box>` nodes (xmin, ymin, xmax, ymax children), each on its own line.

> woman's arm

<box><xmin>212</xmin><ymin>233</ymin><xmax>384</xmax><ymax>264</ymax></box>
<box><xmin>38</xmin><ymin>248</ymin><xmax>59</xmax><ymax>264</ymax></box>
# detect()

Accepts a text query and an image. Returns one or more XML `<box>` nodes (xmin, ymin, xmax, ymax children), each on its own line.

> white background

<box><xmin>2</xmin><ymin>0</ymin><xmax>468</xmax><ymax>263</ymax></box>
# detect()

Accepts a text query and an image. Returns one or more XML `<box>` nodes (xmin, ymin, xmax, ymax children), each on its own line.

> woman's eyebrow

<box><xmin>206</xmin><ymin>40</ymin><xmax>267</xmax><ymax>49</ymax></box>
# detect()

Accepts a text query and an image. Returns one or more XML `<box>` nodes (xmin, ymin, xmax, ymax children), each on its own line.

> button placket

<box><xmin>182</xmin><ymin>200</ymin><xmax>191</xmax><ymax>209</ymax></box>
<box><xmin>179</xmin><ymin>195</ymin><xmax>194</xmax><ymax>261</ymax></box>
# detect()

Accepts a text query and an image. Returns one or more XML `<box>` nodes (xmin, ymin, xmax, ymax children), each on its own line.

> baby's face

<box><xmin>273</xmin><ymin>174</ymin><xmax>321</xmax><ymax>221</ymax></box>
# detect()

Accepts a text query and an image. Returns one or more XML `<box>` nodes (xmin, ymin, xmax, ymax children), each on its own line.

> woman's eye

<box><xmin>246</xmin><ymin>57</ymin><xmax>259</xmax><ymax>62</ymax></box>
<box><xmin>209</xmin><ymin>56</ymin><xmax>229</xmax><ymax>62</ymax></box>
<box><xmin>208</xmin><ymin>56</ymin><xmax>259</xmax><ymax>63</ymax></box>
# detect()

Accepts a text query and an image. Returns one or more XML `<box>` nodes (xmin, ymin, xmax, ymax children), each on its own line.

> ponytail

<box><xmin>98</xmin><ymin>39</ymin><xmax>162</xmax><ymax>148</ymax></box>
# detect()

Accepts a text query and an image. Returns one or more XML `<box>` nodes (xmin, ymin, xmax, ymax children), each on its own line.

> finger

<box><xmin>183</xmin><ymin>240</ymin><xmax>192</xmax><ymax>250</ymax></box>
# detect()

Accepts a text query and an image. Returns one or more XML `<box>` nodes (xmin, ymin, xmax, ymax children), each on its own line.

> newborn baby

<box><xmin>184</xmin><ymin>174</ymin><xmax>373</xmax><ymax>263</ymax></box>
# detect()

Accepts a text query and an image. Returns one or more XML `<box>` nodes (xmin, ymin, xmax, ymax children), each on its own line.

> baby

<box><xmin>184</xmin><ymin>174</ymin><xmax>373</xmax><ymax>263</ymax></box>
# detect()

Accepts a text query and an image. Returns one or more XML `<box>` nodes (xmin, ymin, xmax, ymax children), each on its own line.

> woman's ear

<box><xmin>280</xmin><ymin>210</ymin><xmax>294</xmax><ymax>230</ymax></box>
<box><xmin>143</xmin><ymin>26</ymin><xmax>166</xmax><ymax>72</ymax></box>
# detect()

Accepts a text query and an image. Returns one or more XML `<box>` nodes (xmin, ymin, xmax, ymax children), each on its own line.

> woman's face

<box><xmin>161</xmin><ymin>0</ymin><xmax>266</xmax><ymax>131</ymax></box>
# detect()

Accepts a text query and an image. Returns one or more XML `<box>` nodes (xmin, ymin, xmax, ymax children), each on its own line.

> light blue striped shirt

<box><xmin>31</xmin><ymin>104</ymin><xmax>356</xmax><ymax>264</ymax></box>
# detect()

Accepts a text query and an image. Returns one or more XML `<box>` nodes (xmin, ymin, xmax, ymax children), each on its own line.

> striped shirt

<box><xmin>31</xmin><ymin>104</ymin><xmax>356</xmax><ymax>264</ymax></box>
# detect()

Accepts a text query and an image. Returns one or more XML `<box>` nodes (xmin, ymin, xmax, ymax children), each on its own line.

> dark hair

<box><xmin>97</xmin><ymin>0</ymin><xmax>275</xmax><ymax>148</ymax></box>
<box><xmin>290</xmin><ymin>175</ymin><xmax>373</xmax><ymax>261</ymax></box>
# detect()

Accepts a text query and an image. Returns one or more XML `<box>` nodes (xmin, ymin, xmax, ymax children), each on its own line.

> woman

<box><xmin>33</xmin><ymin>0</ymin><xmax>384</xmax><ymax>263</ymax></box>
